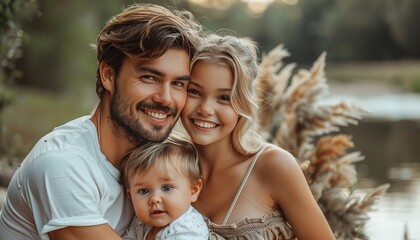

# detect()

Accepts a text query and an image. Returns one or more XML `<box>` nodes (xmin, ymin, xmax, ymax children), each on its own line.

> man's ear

<box><xmin>99</xmin><ymin>61</ymin><xmax>115</xmax><ymax>94</ymax></box>
<box><xmin>191</xmin><ymin>178</ymin><xmax>203</xmax><ymax>203</ymax></box>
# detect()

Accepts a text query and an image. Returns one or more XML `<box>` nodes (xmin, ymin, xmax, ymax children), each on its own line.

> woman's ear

<box><xmin>99</xmin><ymin>61</ymin><xmax>115</xmax><ymax>94</ymax></box>
<box><xmin>191</xmin><ymin>178</ymin><xmax>203</xmax><ymax>202</ymax></box>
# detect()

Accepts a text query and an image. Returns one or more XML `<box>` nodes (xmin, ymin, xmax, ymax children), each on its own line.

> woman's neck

<box><xmin>196</xmin><ymin>141</ymin><xmax>245</xmax><ymax>178</ymax></box>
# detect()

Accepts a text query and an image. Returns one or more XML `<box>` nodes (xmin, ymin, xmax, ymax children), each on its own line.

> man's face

<box><xmin>110</xmin><ymin>49</ymin><xmax>190</xmax><ymax>142</ymax></box>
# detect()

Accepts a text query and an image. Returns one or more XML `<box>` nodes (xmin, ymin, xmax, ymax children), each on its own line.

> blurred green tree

<box><xmin>317</xmin><ymin>0</ymin><xmax>400</xmax><ymax>61</ymax></box>
<box><xmin>12</xmin><ymin>0</ymin><xmax>420</xmax><ymax>92</ymax></box>
<box><xmin>0</xmin><ymin>0</ymin><xmax>38</xmax><ymax>152</ymax></box>
<box><xmin>386</xmin><ymin>0</ymin><xmax>420</xmax><ymax>57</ymax></box>
<box><xmin>17</xmin><ymin>0</ymin><xmax>115</xmax><ymax>93</ymax></box>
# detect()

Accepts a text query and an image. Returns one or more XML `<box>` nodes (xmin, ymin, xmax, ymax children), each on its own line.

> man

<box><xmin>0</xmin><ymin>4</ymin><xmax>201</xmax><ymax>240</ymax></box>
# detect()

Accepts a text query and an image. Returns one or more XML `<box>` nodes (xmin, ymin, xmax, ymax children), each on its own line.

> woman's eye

<box><xmin>162</xmin><ymin>185</ymin><xmax>173</xmax><ymax>192</ymax></box>
<box><xmin>187</xmin><ymin>89</ymin><xmax>200</xmax><ymax>96</ymax></box>
<box><xmin>138</xmin><ymin>189</ymin><xmax>149</xmax><ymax>195</ymax></box>
<box><xmin>219</xmin><ymin>95</ymin><xmax>231</xmax><ymax>101</ymax></box>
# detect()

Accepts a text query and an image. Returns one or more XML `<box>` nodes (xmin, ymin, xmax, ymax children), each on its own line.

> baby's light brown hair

<box><xmin>121</xmin><ymin>132</ymin><xmax>200</xmax><ymax>189</ymax></box>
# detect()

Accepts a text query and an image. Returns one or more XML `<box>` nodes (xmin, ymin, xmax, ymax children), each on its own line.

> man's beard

<box><xmin>109</xmin><ymin>89</ymin><xmax>178</xmax><ymax>144</ymax></box>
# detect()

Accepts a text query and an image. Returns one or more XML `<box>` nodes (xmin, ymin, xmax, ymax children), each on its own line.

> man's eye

<box><xmin>141</xmin><ymin>75</ymin><xmax>156</xmax><ymax>82</ymax></box>
<box><xmin>138</xmin><ymin>189</ymin><xmax>149</xmax><ymax>195</ymax></box>
<box><xmin>162</xmin><ymin>185</ymin><xmax>173</xmax><ymax>192</ymax></box>
<box><xmin>173</xmin><ymin>81</ymin><xmax>185</xmax><ymax>88</ymax></box>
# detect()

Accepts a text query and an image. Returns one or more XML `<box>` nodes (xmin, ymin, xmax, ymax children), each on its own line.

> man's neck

<box><xmin>90</xmin><ymin>101</ymin><xmax>137</xmax><ymax>169</ymax></box>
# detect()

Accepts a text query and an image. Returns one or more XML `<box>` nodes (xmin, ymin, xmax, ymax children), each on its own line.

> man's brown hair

<box><xmin>93</xmin><ymin>4</ymin><xmax>202</xmax><ymax>98</ymax></box>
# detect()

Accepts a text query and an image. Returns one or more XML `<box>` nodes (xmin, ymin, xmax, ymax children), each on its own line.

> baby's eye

<box><xmin>138</xmin><ymin>189</ymin><xmax>149</xmax><ymax>195</ymax></box>
<box><xmin>162</xmin><ymin>185</ymin><xmax>173</xmax><ymax>192</ymax></box>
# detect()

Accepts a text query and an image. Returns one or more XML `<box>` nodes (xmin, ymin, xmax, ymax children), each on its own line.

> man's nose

<box><xmin>152</xmin><ymin>84</ymin><xmax>172</xmax><ymax>106</ymax></box>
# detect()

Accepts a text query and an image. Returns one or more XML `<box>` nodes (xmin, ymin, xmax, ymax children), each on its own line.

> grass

<box><xmin>0</xmin><ymin>87</ymin><xmax>97</xmax><ymax>164</ymax></box>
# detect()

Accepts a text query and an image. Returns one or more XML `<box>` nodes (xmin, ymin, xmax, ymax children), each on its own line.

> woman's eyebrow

<box><xmin>189</xmin><ymin>81</ymin><xmax>231</xmax><ymax>92</ymax></box>
<box><xmin>188</xmin><ymin>81</ymin><xmax>202</xmax><ymax>88</ymax></box>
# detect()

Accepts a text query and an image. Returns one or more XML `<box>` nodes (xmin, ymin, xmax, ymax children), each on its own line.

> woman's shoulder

<box><xmin>258</xmin><ymin>144</ymin><xmax>298</xmax><ymax>167</ymax></box>
<box><xmin>254</xmin><ymin>144</ymin><xmax>302</xmax><ymax>181</ymax></box>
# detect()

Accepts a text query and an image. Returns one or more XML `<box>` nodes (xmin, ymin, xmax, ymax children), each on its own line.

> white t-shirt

<box><xmin>0</xmin><ymin>116</ymin><xmax>134</xmax><ymax>240</ymax></box>
<box><xmin>123</xmin><ymin>206</ymin><xmax>208</xmax><ymax>240</ymax></box>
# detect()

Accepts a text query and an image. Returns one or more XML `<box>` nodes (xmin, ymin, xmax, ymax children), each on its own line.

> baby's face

<box><xmin>127</xmin><ymin>157</ymin><xmax>200</xmax><ymax>227</ymax></box>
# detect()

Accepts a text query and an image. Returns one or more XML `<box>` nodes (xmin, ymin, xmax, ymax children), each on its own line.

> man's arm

<box><xmin>49</xmin><ymin>224</ymin><xmax>123</xmax><ymax>240</ymax></box>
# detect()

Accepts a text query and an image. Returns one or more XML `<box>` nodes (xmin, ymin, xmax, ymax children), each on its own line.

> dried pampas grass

<box><xmin>255</xmin><ymin>45</ymin><xmax>389</xmax><ymax>239</ymax></box>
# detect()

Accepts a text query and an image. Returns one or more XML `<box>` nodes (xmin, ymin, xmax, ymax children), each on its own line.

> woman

<box><xmin>181</xmin><ymin>34</ymin><xmax>335</xmax><ymax>240</ymax></box>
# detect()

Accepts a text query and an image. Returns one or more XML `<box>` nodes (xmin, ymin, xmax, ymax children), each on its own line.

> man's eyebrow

<box><xmin>137</xmin><ymin>66</ymin><xmax>164</xmax><ymax>77</ymax></box>
<box><xmin>137</xmin><ymin>66</ymin><xmax>190</xmax><ymax>81</ymax></box>
<box><xmin>177</xmin><ymin>75</ymin><xmax>191</xmax><ymax>81</ymax></box>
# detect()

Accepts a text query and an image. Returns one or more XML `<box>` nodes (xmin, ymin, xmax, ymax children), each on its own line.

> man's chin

<box><xmin>144</xmin><ymin>129</ymin><xmax>173</xmax><ymax>142</ymax></box>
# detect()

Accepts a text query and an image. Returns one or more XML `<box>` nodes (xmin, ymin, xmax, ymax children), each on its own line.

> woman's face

<box><xmin>181</xmin><ymin>61</ymin><xmax>239</xmax><ymax>146</ymax></box>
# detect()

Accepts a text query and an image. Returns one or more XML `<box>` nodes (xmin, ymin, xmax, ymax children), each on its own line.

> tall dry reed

<box><xmin>254</xmin><ymin>45</ymin><xmax>389</xmax><ymax>239</ymax></box>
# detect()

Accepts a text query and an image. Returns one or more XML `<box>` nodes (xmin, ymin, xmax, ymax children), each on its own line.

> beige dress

<box><xmin>206</xmin><ymin>144</ymin><xmax>296</xmax><ymax>240</ymax></box>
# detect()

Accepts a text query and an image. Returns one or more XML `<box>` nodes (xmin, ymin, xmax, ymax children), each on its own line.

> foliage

<box><xmin>16</xmin><ymin>0</ymin><xmax>107</xmax><ymax>91</ymax></box>
<box><xmin>11</xmin><ymin>0</ymin><xmax>420</xmax><ymax>92</ymax></box>
<box><xmin>0</xmin><ymin>87</ymin><xmax>92</xmax><ymax>185</ymax></box>
<box><xmin>386</xmin><ymin>0</ymin><xmax>420</xmax><ymax>57</ymax></box>
<box><xmin>317</xmin><ymin>0</ymin><xmax>399</xmax><ymax>61</ymax></box>
<box><xmin>0</xmin><ymin>0</ymin><xmax>38</xmax><ymax>155</ymax></box>
<box><xmin>186</xmin><ymin>0</ymin><xmax>420</xmax><ymax>62</ymax></box>
<box><xmin>255</xmin><ymin>46</ymin><xmax>389</xmax><ymax>239</ymax></box>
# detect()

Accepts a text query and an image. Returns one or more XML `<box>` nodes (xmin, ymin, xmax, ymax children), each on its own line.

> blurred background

<box><xmin>1</xmin><ymin>0</ymin><xmax>420</xmax><ymax>239</ymax></box>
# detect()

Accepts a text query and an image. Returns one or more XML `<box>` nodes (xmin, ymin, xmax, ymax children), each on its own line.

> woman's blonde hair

<box><xmin>121</xmin><ymin>131</ymin><xmax>200</xmax><ymax>188</ymax></box>
<box><xmin>191</xmin><ymin>34</ymin><xmax>263</xmax><ymax>154</ymax></box>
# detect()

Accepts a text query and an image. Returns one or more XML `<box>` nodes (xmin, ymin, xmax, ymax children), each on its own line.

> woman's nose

<box><xmin>197</xmin><ymin>100</ymin><xmax>215</xmax><ymax>116</ymax></box>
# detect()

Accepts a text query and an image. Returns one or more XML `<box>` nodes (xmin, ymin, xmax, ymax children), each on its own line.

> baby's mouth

<box><xmin>151</xmin><ymin>210</ymin><xmax>165</xmax><ymax>215</ymax></box>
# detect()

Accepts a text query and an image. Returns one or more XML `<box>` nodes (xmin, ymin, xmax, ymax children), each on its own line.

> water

<box><xmin>323</xmin><ymin>86</ymin><xmax>420</xmax><ymax>240</ymax></box>
<box><xmin>364</xmin><ymin>164</ymin><xmax>420</xmax><ymax>240</ymax></box>
<box><xmin>323</xmin><ymin>92</ymin><xmax>420</xmax><ymax>120</ymax></box>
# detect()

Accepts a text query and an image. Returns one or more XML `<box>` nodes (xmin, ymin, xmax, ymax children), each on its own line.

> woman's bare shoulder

<box><xmin>258</xmin><ymin>145</ymin><xmax>299</xmax><ymax>169</ymax></box>
<box><xmin>254</xmin><ymin>144</ymin><xmax>303</xmax><ymax>184</ymax></box>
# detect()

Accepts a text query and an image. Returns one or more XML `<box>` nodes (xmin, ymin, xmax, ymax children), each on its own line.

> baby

<box><xmin>121</xmin><ymin>132</ymin><xmax>208</xmax><ymax>240</ymax></box>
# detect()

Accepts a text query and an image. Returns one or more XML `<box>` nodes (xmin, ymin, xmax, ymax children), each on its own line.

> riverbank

<box><xmin>326</xmin><ymin>81</ymin><xmax>420</xmax><ymax>120</ymax></box>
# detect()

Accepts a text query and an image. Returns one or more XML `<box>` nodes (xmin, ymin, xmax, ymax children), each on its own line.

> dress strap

<box><xmin>222</xmin><ymin>144</ymin><xmax>271</xmax><ymax>224</ymax></box>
